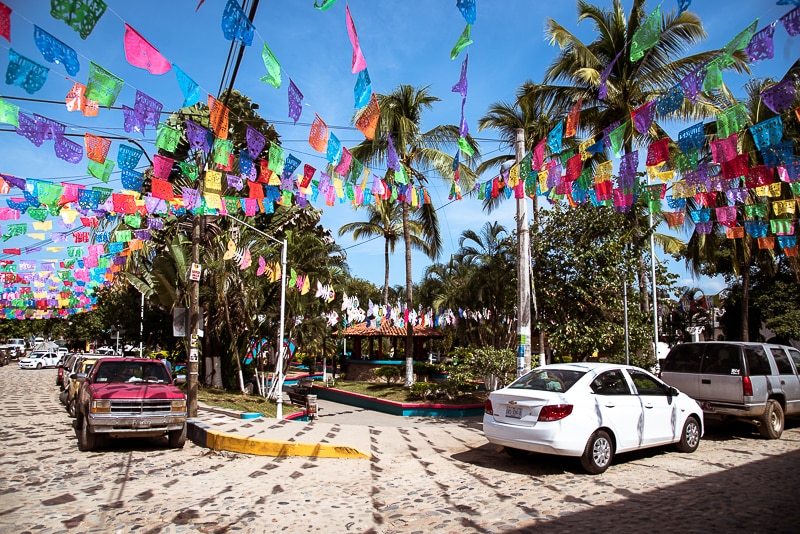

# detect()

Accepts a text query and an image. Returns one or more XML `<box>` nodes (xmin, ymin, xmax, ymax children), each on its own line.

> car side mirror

<box><xmin>75</xmin><ymin>373</ymin><xmax>87</xmax><ymax>383</ymax></box>
<box><xmin>174</xmin><ymin>374</ymin><xmax>186</xmax><ymax>385</ymax></box>
<box><xmin>669</xmin><ymin>386</ymin><xmax>679</xmax><ymax>397</ymax></box>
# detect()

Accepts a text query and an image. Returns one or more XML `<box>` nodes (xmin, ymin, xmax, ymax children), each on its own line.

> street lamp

<box><xmin>225</xmin><ymin>214</ymin><xmax>288</xmax><ymax>419</ymax></box>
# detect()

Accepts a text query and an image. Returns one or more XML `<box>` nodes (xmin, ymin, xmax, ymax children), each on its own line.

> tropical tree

<box><xmin>350</xmin><ymin>84</ymin><xmax>478</xmax><ymax>386</ymax></box>
<box><xmin>338</xmin><ymin>199</ymin><xmax>433</xmax><ymax>306</ymax></box>
<box><xmin>521</xmin><ymin>0</ymin><xmax>750</xmax><ymax>322</ymax></box>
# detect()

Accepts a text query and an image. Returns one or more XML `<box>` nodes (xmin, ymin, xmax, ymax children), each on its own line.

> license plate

<box><xmin>133</xmin><ymin>419</ymin><xmax>151</xmax><ymax>428</ymax></box>
<box><xmin>505</xmin><ymin>406</ymin><xmax>522</xmax><ymax>419</ymax></box>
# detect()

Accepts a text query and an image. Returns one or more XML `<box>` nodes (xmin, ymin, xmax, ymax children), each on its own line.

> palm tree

<box><xmin>350</xmin><ymin>85</ymin><xmax>478</xmax><ymax>386</ymax></box>
<box><xmin>519</xmin><ymin>0</ymin><xmax>750</xmax><ymax>346</ymax></box>
<box><xmin>339</xmin><ymin>199</ymin><xmax>435</xmax><ymax>306</ymax></box>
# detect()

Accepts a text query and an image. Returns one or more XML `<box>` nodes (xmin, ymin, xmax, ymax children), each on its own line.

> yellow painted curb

<box><xmin>205</xmin><ymin>429</ymin><xmax>371</xmax><ymax>459</ymax></box>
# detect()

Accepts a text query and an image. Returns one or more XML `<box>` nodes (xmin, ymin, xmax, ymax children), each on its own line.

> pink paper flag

<box><xmin>345</xmin><ymin>6</ymin><xmax>367</xmax><ymax>73</ymax></box>
<box><xmin>123</xmin><ymin>24</ymin><xmax>171</xmax><ymax>75</ymax></box>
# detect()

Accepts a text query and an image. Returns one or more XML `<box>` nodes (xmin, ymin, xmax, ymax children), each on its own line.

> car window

<box><xmin>590</xmin><ymin>370</ymin><xmax>631</xmax><ymax>395</ymax></box>
<box><xmin>628</xmin><ymin>369</ymin><xmax>668</xmax><ymax>396</ymax></box>
<box><xmin>701</xmin><ymin>345</ymin><xmax>742</xmax><ymax>375</ymax></box>
<box><xmin>744</xmin><ymin>346</ymin><xmax>771</xmax><ymax>376</ymax></box>
<box><xmin>663</xmin><ymin>344</ymin><xmax>702</xmax><ymax>373</ymax></box>
<box><xmin>94</xmin><ymin>361</ymin><xmax>170</xmax><ymax>384</ymax></box>
<box><xmin>788</xmin><ymin>349</ymin><xmax>800</xmax><ymax>373</ymax></box>
<box><xmin>771</xmin><ymin>348</ymin><xmax>795</xmax><ymax>375</ymax></box>
<box><xmin>509</xmin><ymin>369</ymin><xmax>585</xmax><ymax>392</ymax></box>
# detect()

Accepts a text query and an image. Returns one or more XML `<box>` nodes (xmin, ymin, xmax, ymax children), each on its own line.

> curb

<box><xmin>187</xmin><ymin>417</ymin><xmax>371</xmax><ymax>460</ymax></box>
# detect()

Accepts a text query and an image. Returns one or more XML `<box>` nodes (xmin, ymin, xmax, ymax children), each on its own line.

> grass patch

<box><xmin>331</xmin><ymin>380</ymin><xmax>486</xmax><ymax>405</ymax></box>
<box><xmin>198</xmin><ymin>388</ymin><xmax>278</xmax><ymax>418</ymax></box>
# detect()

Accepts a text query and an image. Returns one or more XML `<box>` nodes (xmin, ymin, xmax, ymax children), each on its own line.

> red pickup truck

<box><xmin>74</xmin><ymin>357</ymin><xmax>187</xmax><ymax>451</ymax></box>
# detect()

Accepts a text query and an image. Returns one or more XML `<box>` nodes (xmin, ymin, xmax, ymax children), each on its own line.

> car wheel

<box><xmin>676</xmin><ymin>416</ymin><xmax>701</xmax><ymax>453</ymax></box>
<box><xmin>168</xmin><ymin>423</ymin><xmax>187</xmax><ymax>449</ymax></box>
<box><xmin>581</xmin><ymin>430</ymin><xmax>613</xmax><ymax>474</ymax></box>
<box><xmin>66</xmin><ymin>398</ymin><xmax>77</xmax><ymax>418</ymax></box>
<box><xmin>36</xmin><ymin>362</ymin><xmax>42</xmax><ymax>369</ymax></box>
<box><xmin>77</xmin><ymin>414</ymin><xmax>96</xmax><ymax>452</ymax></box>
<box><xmin>504</xmin><ymin>446</ymin><xmax>528</xmax><ymax>458</ymax></box>
<box><xmin>59</xmin><ymin>389</ymin><xmax>68</xmax><ymax>406</ymax></box>
<box><xmin>759</xmin><ymin>399</ymin><xmax>784</xmax><ymax>439</ymax></box>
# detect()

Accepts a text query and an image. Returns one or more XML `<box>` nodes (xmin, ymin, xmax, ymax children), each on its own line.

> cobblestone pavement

<box><xmin>2</xmin><ymin>363</ymin><xmax>800</xmax><ymax>533</ymax></box>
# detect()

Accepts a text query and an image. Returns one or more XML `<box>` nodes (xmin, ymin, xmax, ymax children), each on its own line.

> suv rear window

<box><xmin>744</xmin><ymin>346</ymin><xmax>771</xmax><ymax>375</ymax></box>
<box><xmin>663</xmin><ymin>344</ymin><xmax>703</xmax><ymax>373</ymax></box>
<box><xmin>700</xmin><ymin>345</ymin><xmax>742</xmax><ymax>375</ymax></box>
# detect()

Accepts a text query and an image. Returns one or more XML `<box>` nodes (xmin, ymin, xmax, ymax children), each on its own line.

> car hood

<box><xmin>90</xmin><ymin>382</ymin><xmax>186</xmax><ymax>400</ymax></box>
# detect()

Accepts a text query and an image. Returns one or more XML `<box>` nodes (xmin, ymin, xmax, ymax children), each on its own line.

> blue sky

<box><xmin>1</xmin><ymin>0</ymin><xmax>797</xmax><ymax>299</ymax></box>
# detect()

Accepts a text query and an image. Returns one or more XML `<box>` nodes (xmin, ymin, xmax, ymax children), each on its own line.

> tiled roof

<box><xmin>340</xmin><ymin>322</ymin><xmax>444</xmax><ymax>338</ymax></box>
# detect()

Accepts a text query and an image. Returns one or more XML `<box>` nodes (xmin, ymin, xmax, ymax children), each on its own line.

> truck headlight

<box><xmin>90</xmin><ymin>399</ymin><xmax>110</xmax><ymax>413</ymax></box>
<box><xmin>171</xmin><ymin>399</ymin><xmax>186</xmax><ymax>412</ymax></box>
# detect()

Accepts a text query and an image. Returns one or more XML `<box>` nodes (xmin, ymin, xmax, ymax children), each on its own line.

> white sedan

<box><xmin>18</xmin><ymin>351</ymin><xmax>61</xmax><ymax>370</ymax></box>
<box><xmin>483</xmin><ymin>362</ymin><xmax>703</xmax><ymax>474</ymax></box>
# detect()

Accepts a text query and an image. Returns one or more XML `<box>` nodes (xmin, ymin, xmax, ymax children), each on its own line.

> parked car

<box><xmin>18</xmin><ymin>350</ymin><xmax>61</xmax><ymax>369</ymax></box>
<box><xmin>94</xmin><ymin>346</ymin><xmax>118</xmax><ymax>356</ymax></box>
<box><xmin>0</xmin><ymin>338</ymin><xmax>26</xmax><ymax>359</ymax></box>
<box><xmin>64</xmin><ymin>356</ymin><xmax>100</xmax><ymax>417</ymax></box>
<box><xmin>57</xmin><ymin>354</ymin><xmax>81</xmax><ymax>389</ymax></box>
<box><xmin>483</xmin><ymin>362</ymin><xmax>703</xmax><ymax>474</ymax></box>
<box><xmin>74</xmin><ymin>357</ymin><xmax>187</xmax><ymax>451</ymax></box>
<box><xmin>660</xmin><ymin>342</ymin><xmax>800</xmax><ymax>439</ymax></box>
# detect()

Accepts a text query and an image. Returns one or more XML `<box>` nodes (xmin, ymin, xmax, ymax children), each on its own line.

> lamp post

<box><xmin>225</xmin><ymin>214</ymin><xmax>288</xmax><ymax>419</ymax></box>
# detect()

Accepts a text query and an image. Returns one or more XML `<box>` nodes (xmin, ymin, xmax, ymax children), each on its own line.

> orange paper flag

<box><xmin>355</xmin><ymin>93</ymin><xmax>380</xmax><ymax>140</ymax></box>
<box><xmin>208</xmin><ymin>95</ymin><xmax>229</xmax><ymax>140</ymax></box>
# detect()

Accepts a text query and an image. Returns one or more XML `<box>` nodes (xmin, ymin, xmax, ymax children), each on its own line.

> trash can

<box><xmin>306</xmin><ymin>394</ymin><xmax>318</xmax><ymax>420</ymax></box>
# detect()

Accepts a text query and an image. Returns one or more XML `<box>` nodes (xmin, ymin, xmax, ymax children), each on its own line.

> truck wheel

<box><xmin>168</xmin><ymin>423</ymin><xmax>187</xmax><ymax>449</ymax></box>
<box><xmin>759</xmin><ymin>400</ymin><xmax>784</xmax><ymax>439</ymax></box>
<box><xmin>78</xmin><ymin>415</ymin><xmax>96</xmax><ymax>451</ymax></box>
<box><xmin>66</xmin><ymin>398</ymin><xmax>76</xmax><ymax>418</ymax></box>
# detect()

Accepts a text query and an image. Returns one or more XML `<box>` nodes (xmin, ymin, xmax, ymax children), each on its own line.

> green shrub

<box><xmin>373</xmin><ymin>365</ymin><xmax>400</xmax><ymax>383</ymax></box>
<box><xmin>412</xmin><ymin>362</ymin><xmax>441</xmax><ymax>382</ymax></box>
<box><xmin>409</xmin><ymin>382</ymin><xmax>434</xmax><ymax>400</ymax></box>
<box><xmin>301</xmin><ymin>354</ymin><xmax>316</xmax><ymax>374</ymax></box>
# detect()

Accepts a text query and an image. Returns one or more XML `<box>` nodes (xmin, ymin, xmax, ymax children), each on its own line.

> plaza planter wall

<box><xmin>310</xmin><ymin>385</ymin><xmax>483</xmax><ymax>418</ymax></box>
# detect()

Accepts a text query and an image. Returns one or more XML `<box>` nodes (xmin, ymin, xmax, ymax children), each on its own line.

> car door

<box><xmin>46</xmin><ymin>352</ymin><xmax>58</xmax><ymax>367</ymax></box>
<box><xmin>627</xmin><ymin>369</ymin><xmax>676</xmax><ymax>446</ymax></box>
<box><xmin>772</xmin><ymin>347</ymin><xmax>800</xmax><ymax>415</ymax></box>
<box><xmin>589</xmin><ymin>370</ymin><xmax>644</xmax><ymax>452</ymax></box>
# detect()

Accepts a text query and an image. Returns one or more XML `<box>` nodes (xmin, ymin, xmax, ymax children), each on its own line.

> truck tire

<box><xmin>759</xmin><ymin>399</ymin><xmax>784</xmax><ymax>439</ymax></box>
<box><xmin>168</xmin><ymin>423</ymin><xmax>187</xmax><ymax>449</ymax></box>
<box><xmin>78</xmin><ymin>414</ymin><xmax>96</xmax><ymax>451</ymax></box>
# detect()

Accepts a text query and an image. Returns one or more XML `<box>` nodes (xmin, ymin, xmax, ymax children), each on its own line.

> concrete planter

<box><xmin>311</xmin><ymin>385</ymin><xmax>484</xmax><ymax>417</ymax></box>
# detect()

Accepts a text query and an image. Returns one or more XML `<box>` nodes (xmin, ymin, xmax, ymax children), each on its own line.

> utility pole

<box><xmin>515</xmin><ymin>128</ymin><xmax>532</xmax><ymax>376</ymax></box>
<box><xmin>187</xmin><ymin>212</ymin><xmax>201</xmax><ymax>417</ymax></box>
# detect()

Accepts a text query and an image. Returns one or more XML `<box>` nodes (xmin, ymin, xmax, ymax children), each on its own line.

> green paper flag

<box><xmin>123</xmin><ymin>213</ymin><xmax>142</xmax><ymax>228</ymax></box>
<box><xmin>723</xmin><ymin>19</ymin><xmax>759</xmax><ymax>56</ymax></box>
<box><xmin>630</xmin><ymin>5</ymin><xmax>661</xmax><ymax>62</ymax></box>
<box><xmin>260</xmin><ymin>43</ymin><xmax>282</xmax><ymax>88</ymax></box>
<box><xmin>28</xmin><ymin>208</ymin><xmax>48</xmax><ymax>222</ymax></box>
<box><xmin>50</xmin><ymin>0</ymin><xmax>107</xmax><ymax>40</ymax></box>
<box><xmin>156</xmin><ymin>123</ymin><xmax>181</xmax><ymax>152</ymax></box>
<box><xmin>268</xmin><ymin>143</ymin><xmax>285</xmax><ymax>175</ymax></box>
<box><xmin>86</xmin><ymin>62</ymin><xmax>123</xmax><ymax>107</ymax></box>
<box><xmin>37</xmin><ymin>182</ymin><xmax>63</xmax><ymax>205</ymax></box>
<box><xmin>458</xmin><ymin>136</ymin><xmax>474</xmax><ymax>156</ymax></box>
<box><xmin>450</xmin><ymin>24</ymin><xmax>473</xmax><ymax>60</ymax></box>
<box><xmin>178</xmin><ymin>161</ymin><xmax>199</xmax><ymax>181</ymax></box>
<box><xmin>88</xmin><ymin>158</ymin><xmax>115</xmax><ymax>183</ymax></box>
<box><xmin>0</xmin><ymin>97</ymin><xmax>19</xmax><ymax>127</ymax></box>
<box><xmin>716</xmin><ymin>103</ymin><xmax>749</xmax><ymax>140</ymax></box>
<box><xmin>608</xmin><ymin>122</ymin><xmax>627</xmax><ymax>158</ymax></box>
<box><xmin>313</xmin><ymin>0</ymin><xmax>337</xmax><ymax>10</ymax></box>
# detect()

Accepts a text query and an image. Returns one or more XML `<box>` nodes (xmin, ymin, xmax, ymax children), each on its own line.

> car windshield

<box><xmin>94</xmin><ymin>361</ymin><xmax>171</xmax><ymax>384</ymax></box>
<box><xmin>508</xmin><ymin>369</ymin><xmax>585</xmax><ymax>393</ymax></box>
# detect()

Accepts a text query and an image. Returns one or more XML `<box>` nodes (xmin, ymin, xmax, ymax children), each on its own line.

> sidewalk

<box><xmin>187</xmin><ymin>396</ymin><xmax>423</xmax><ymax>459</ymax></box>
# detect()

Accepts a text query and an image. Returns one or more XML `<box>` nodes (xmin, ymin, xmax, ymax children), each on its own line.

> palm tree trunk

<box><xmin>223</xmin><ymin>291</ymin><xmax>245</xmax><ymax>393</ymax></box>
<box><xmin>383</xmin><ymin>238</ymin><xmax>390</xmax><ymax>306</ymax></box>
<box><xmin>402</xmin><ymin>200</ymin><xmax>414</xmax><ymax>387</ymax></box>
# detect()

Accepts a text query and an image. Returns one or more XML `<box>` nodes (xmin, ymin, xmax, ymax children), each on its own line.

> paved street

<box><xmin>2</xmin><ymin>363</ymin><xmax>800</xmax><ymax>533</ymax></box>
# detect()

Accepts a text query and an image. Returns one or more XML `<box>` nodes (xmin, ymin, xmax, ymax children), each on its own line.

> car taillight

<box><xmin>484</xmin><ymin>399</ymin><xmax>493</xmax><ymax>415</ymax></box>
<box><xmin>743</xmin><ymin>376</ymin><xmax>753</xmax><ymax>397</ymax></box>
<box><xmin>538</xmin><ymin>404</ymin><xmax>573</xmax><ymax>422</ymax></box>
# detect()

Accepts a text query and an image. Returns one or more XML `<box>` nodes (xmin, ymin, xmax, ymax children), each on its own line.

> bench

<box><xmin>287</xmin><ymin>385</ymin><xmax>311</xmax><ymax>406</ymax></box>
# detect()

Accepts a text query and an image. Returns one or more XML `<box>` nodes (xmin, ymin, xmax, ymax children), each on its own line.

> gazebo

<box><xmin>339</xmin><ymin>322</ymin><xmax>444</xmax><ymax>381</ymax></box>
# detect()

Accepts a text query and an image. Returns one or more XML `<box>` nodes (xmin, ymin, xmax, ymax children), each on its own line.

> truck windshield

<box><xmin>94</xmin><ymin>361</ymin><xmax>171</xmax><ymax>384</ymax></box>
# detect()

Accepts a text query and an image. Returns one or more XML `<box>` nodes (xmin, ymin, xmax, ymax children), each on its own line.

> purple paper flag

<box><xmin>598</xmin><ymin>50</ymin><xmax>622</xmax><ymax>100</ymax></box>
<box><xmin>760</xmin><ymin>79</ymin><xmax>795</xmax><ymax>114</ymax></box>
<box><xmin>121</xmin><ymin>105</ymin><xmax>144</xmax><ymax>133</ymax></box>
<box><xmin>746</xmin><ymin>24</ymin><xmax>776</xmax><ymax>63</ymax></box>
<box><xmin>186</xmin><ymin>120</ymin><xmax>211</xmax><ymax>154</ymax></box>
<box><xmin>452</xmin><ymin>54</ymin><xmax>468</xmax><ymax>97</ymax></box>
<box><xmin>780</xmin><ymin>7</ymin><xmax>800</xmax><ymax>37</ymax></box>
<box><xmin>16</xmin><ymin>113</ymin><xmax>45</xmax><ymax>146</ymax></box>
<box><xmin>288</xmin><ymin>78</ymin><xmax>303</xmax><ymax>124</ymax></box>
<box><xmin>246</xmin><ymin>124</ymin><xmax>266</xmax><ymax>157</ymax></box>
<box><xmin>387</xmin><ymin>135</ymin><xmax>400</xmax><ymax>170</ymax></box>
<box><xmin>54</xmin><ymin>135</ymin><xmax>83</xmax><ymax>163</ymax></box>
